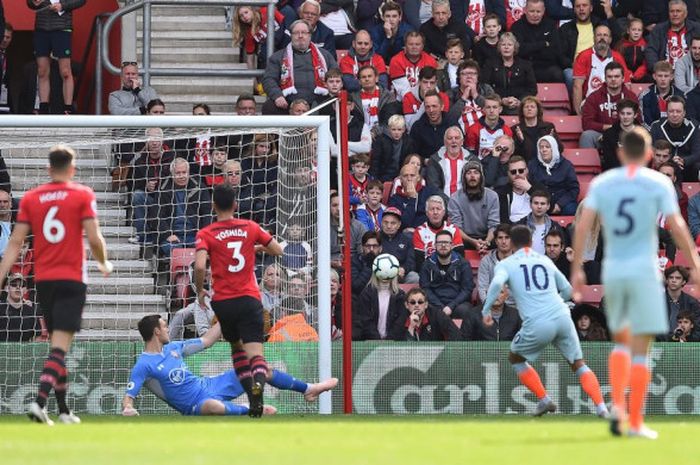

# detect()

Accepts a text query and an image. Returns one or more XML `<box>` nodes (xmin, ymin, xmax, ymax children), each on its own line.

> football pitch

<box><xmin>1</xmin><ymin>415</ymin><xmax>697</xmax><ymax>465</ymax></box>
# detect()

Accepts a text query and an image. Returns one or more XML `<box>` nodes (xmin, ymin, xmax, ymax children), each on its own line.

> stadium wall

<box><xmin>1</xmin><ymin>342</ymin><xmax>699</xmax><ymax>415</ymax></box>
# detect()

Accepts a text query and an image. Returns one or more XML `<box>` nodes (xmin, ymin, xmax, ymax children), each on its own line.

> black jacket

<box><xmin>148</xmin><ymin>178</ymin><xmax>212</xmax><ymax>245</ymax></box>
<box><xmin>419</xmin><ymin>251</ymin><xmax>474</xmax><ymax>310</ymax></box>
<box><xmin>480</xmin><ymin>57</ymin><xmax>537</xmax><ymax>101</ymax></box>
<box><xmin>352</xmin><ymin>286</ymin><xmax>406</xmax><ymax>340</ymax></box>
<box><xmin>664</xmin><ymin>291</ymin><xmax>700</xmax><ymax>333</ymax></box>
<box><xmin>351</xmin><ymin>252</ymin><xmax>375</xmax><ymax>296</ymax></box>
<box><xmin>650</xmin><ymin>118</ymin><xmax>700</xmax><ymax>171</ymax></box>
<box><xmin>419</xmin><ymin>17</ymin><xmax>475</xmax><ymax>59</ymax></box>
<box><xmin>559</xmin><ymin>16</ymin><xmax>622</xmax><ymax>68</ymax></box>
<box><xmin>130</xmin><ymin>151</ymin><xmax>176</xmax><ymax>192</ymax></box>
<box><xmin>510</xmin><ymin>16</ymin><xmax>565</xmax><ymax>68</ymax></box>
<box><xmin>512</xmin><ymin>121</ymin><xmax>561</xmax><ymax>162</ymax></box>
<box><xmin>396</xmin><ymin>304</ymin><xmax>463</xmax><ymax>341</ymax></box>
<box><xmin>370</xmin><ymin>131</ymin><xmax>417</xmax><ymax>182</ymax></box>
<box><xmin>495</xmin><ymin>180</ymin><xmax>548</xmax><ymax>224</ymax></box>
<box><xmin>409</xmin><ymin>111</ymin><xmax>458</xmax><ymax>158</ymax></box>
<box><xmin>380</xmin><ymin>231</ymin><xmax>416</xmax><ymax>274</ymax></box>
<box><xmin>600</xmin><ymin>122</ymin><xmax>626</xmax><ymax>171</ymax></box>
<box><xmin>474</xmin><ymin>305</ymin><xmax>521</xmax><ymax>341</ymax></box>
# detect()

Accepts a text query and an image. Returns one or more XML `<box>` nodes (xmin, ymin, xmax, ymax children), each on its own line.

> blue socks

<box><xmin>224</xmin><ymin>402</ymin><xmax>248</xmax><ymax>416</ymax></box>
<box><xmin>268</xmin><ymin>369</ymin><xmax>308</xmax><ymax>394</ymax></box>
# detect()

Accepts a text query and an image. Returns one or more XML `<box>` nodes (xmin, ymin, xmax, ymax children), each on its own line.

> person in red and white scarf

<box><xmin>350</xmin><ymin>65</ymin><xmax>398</xmax><ymax>132</ymax></box>
<box><xmin>389</xmin><ymin>31</ymin><xmax>438</xmax><ymax>102</ymax></box>
<box><xmin>403</xmin><ymin>66</ymin><xmax>451</xmax><ymax>130</ymax></box>
<box><xmin>426</xmin><ymin>126</ymin><xmax>477</xmax><ymax>197</ymax></box>
<box><xmin>262</xmin><ymin>20</ymin><xmax>337</xmax><ymax>114</ymax></box>
<box><xmin>338</xmin><ymin>30</ymin><xmax>388</xmax><ymax>91</ymax></box>
<box><xmin>446</xmin><ymin>59</ymin><xmax>495</xmax><ymax>135</ymax></box>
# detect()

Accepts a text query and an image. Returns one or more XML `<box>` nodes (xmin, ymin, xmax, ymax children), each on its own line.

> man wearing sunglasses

<box><xmin>0</xmin><ymin>273</ymin><xmax>41</xmax><ymax>342</ymax></box>
<box><xmin>109</xmin><ymin>61</ymin><xmax>159</xmax><ymax>115</ymax></box>
<box><xmin>496</xmin><ymin>155</ymin><xmax>546</xmax><ymax>224</ymax></box>
<box><xmin>398</xmin><ymin>287</ymin><xmax>462</xmax><ymax>341</ymax></box>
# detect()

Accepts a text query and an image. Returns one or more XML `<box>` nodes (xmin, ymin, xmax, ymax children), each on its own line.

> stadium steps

<box><xmin>3</xmin><ymin>145</ymin><xmax>111</xmax><ymax>160</ymax></box>
<box><xmin>85</xmin><ymin>293</ymin><xmax>164</xmax><ymax>312</ymax></box>
<box><xmin>86</xmin><ymin>242</ymin><xmax>140</xmax><ymax>260</ymax></box>
<box><xmin>86</xmin><ymin>276</ymin><xmax>155</xmax><ymax>295</ymax></box>
<box><xmin>87</xmin><ymin>259</ymin><xmax>152</xmax><ymax>278</ymax></box>
<box><xmin>136</xmin><ymin>13</ymin><xmax>226</xmax><ymax>32</ymax></box>
<box><xmin>12</xmin><ymin>175</ymin><xmax>111</xmax><ymax>192</ymax></box>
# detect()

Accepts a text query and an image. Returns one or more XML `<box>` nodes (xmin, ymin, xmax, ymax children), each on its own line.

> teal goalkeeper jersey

<box><xmin>583</xmin><ymin>165</ymin><xmax>679</xmax><ymax>278</ymax></box>
<box><xmin>482</xmin><ymin>248</ymin><xmax>572</xmax><ymax>324</ymax></box>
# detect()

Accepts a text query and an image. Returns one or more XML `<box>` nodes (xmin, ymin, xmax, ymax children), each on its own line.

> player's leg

<box><xmin>33</xmin><ymin>30</ymin><xmax>51</xmax><ymax>114</ymax></box>
<box><xmin>29</xmin><ymin>330</ymin><xmax>74</xmax><ymax>426</ymax></box>
<box><xmin>57</xmin><ymin>55</ymin><xmax>74</xmax><ymax>113</ymax></box>
<box><xmin>267</xmin><ymin>369</ymin><xmax>339</xmax><ymax>401</ymax></box>
<box><xmin>509</xmin><ymin>323</ymin><xmax>557</xmax><ymax>416</ymax></box>
<box><xmin>196</xmin><ymin>398</ymin><xmax>276</xmax><ymax>416</ymax></box>
<box><xmin>570</xmin><ymin>359</ymin><xmax>608</xmax><ymax>417</ymax></box>
<box><xmin>237</xmin><ymin>296</ymin><xmax>269</xmax><ymax>418</ymax></box>
<box><xmin>627</xmin><ymin>335</ymin><xmax>656</xmax><ymax>439</ymax></box>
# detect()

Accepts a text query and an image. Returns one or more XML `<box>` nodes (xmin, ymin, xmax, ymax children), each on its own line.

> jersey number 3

<box><xmin>43</xmin><ymin>206</ymin><xmax>65</xmax><ymax>244</ymax></box>
<box><xmin>614</xmin><ymin>197</ymin><xmax>635</xmax><ymax>236</ymax></box>
<box><xmin>227</xmin><ymin>241</ymin><xmax>245</xmax><ymax>273</ymax></box>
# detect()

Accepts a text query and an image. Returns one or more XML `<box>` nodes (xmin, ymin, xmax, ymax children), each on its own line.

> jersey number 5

<box><xmin>614</xmin><ymin>197</ymin><xmax>635</xmax><ymax>236</ymax></box>
<box><xmin>227</xmin><ymin>241</ymin><xmax>245</xmax><ymax>272</ymax></box>
<box><xmin>519</xmin><ymin>264</ymin><xmax>549</xmax><ymax>291</ymax></box>
<box><xmin>43</xmin><ymin>206</ymin><xmax>65</xmax><ymax>244</ymax></box>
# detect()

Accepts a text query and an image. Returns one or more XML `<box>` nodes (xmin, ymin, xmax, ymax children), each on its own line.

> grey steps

<box><xmin>86</xmin><ymin>242</ymin><xmax>140</xmax><ymax>260</ymax></box>
<box><xmin>101</xmin><ymin>225</ymin><xmax>136</xmax><ymax>238</ymax></box>
<box><xmin>13</xmin><ymin>191</ymin><xmax>123</xmax><ymax>206</ymax></box>
<box><xmin>2</xmin><ymin>147</ymin><xmax>110</xmax><ymax>159</ymax></box>
<box><xmin>140</xmin><ymin>48</ymin><xmax>237</xmax><ymax>64</ymax></box>
<box><xmin>12</xmin><ymin>175</ymin><xmax>111</xmax><ymax>192</ymax></box>
<box><xmin>87</xmin><ymin>259</ymin><xmax>152</xmax><ymax>277</ymax></box>
<box><xmin>5</xmin><ymin>158</ymin><xmax>109</xmax><ymax>169</ymax></box>
<box><xmin>137</xmin><ymin>30</ymin><xmax>232</xmax><ymax>40</ymax></box>
<box><xmin>75</xmin><ymin>329</ymin><xmax>141</xmax><ymax>341</ymax></box>
<box><xmin>137</xmin><ymin>15</ymin><xmax>226</xmax><ymax>32</ymax></box>
<box><xmin>151</xmin><ymin>77</ymin><xmax>251</xmax><ymax>96</ymax></box>
<box><xmin>144</xmin><ymin>38</ymin><xmax>235</xmax><ymax>48</ymax></box>
<box><xmin>87</xmin><ymin>276</ymin><xmax>154</xmax><ymax>294</ymax></box>
<box><xmin>85</xmin><ymin>293</ymin><xmax>165</xmax><ymax>312</ymax></box>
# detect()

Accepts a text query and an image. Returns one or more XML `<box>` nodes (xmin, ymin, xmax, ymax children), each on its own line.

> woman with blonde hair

<box><xmin>353</xmin><ymin>259</ymin><xmax>406</xmax><ymax>340</ymax></box>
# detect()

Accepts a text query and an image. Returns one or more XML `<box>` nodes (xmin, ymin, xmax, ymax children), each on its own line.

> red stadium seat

<box><xmin>503</xmin><ymin>115</ymin><xmax>519</xmax><ymax>127</ymax></box>
<box><xmin>684</xmin><ymin>284</ymin><xmax>700</xmax><ymax>300</ymax></box>
<box><xmin>382</xmin><ymin>181</ymin><xmax>392</xmax><ymax>204</ymax></box>
<box><xmin>563</xmin><ymin>148</ymin><xmax>601</xmax><ymax>182</ymax></box>
<box><xmin>682</xmin><ymin>182</ymin><xmax>700</xmax><ymax>198</ymax></box>
<box><xmin>626</xmin><ymin>82</ymin><xmax>651</xmax><ymax>97</ymax></box>
<box><xmin>336</xmin><ymin>49</ymin><xmax>348</xmax><ymax>61</ymax></box>
<box><xmin>399</xmin><ymin>283</ymin><xmax>419</xmax><ymax>293</ymax></box>
<box><xmin>552</xmin><ymin>215</ymin><xmax>575</xmax><ymax>228</ymax></box>
<box><xmin>170</xmin><ymin>248</ymin><xmax>197</xmax><ymax>310</ymax></box>
<box><xmin>537</xmin><ymin>83</ymin><xmax>571</xmax><ymax>114</ymax></box>
<box><xmin>577</xmin><ymin>180</ymin><xmax>590</xmax><ymax>202</ymax></box>
<box><xmin>580</xmin><ymin>285</ymin><xmax>604</xmax><ymax>306</ymax></box>
<box><xmin>543</xmin><ymin>115</ymin><xmax>582</xmax><ymax>148</ymax></box>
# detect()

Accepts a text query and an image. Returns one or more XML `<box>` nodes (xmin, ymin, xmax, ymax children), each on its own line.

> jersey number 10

<box><xmin>519</xmin><ymin>264</ymin><xmax>549</xmax><ymax>291</ymax></box>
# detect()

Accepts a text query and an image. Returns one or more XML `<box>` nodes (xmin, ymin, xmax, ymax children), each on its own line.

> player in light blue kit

<box><xmin>121</xmin><ymin>315</ymin><xmax>337</xmax><ymax>416</ymax></box>
<box><xmin>571</xmin><ymin>127</ymin><xmax>700</xmax><ymax>439</ymax></box>
<box><xmin>482</xmin><ymin>225</ymin><xmax>608</xmax><ymax>418</ymax></box>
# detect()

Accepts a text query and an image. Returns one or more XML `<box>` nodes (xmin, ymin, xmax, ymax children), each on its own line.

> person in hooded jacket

<box><xmin>527</xmin><ymin>135</ymin><xmax>579</xmax><ymax>215</ymax></box>
<box><xmin>370</xmin><ymin>115</ymin><xmax>416</xmax><ymax>182</ymax></box>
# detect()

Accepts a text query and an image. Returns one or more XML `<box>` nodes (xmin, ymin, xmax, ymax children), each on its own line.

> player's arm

<box><xmin>553</xmin><ymin>266</ymin><xmax>573</xmax><ymax>301</ymax></box>
<box><xmin>199</xmin><ymin>322</ymin><xmax>222</xmax><ymax>349</ymax></box>
<box><xmin>0</xmin><ymin>223</ymin><xmax>30</xmax><ymax>287</ymax></box>
<box><xmin>122</xmin><ymin>364</ymin><xmax>146</xmax><ymax>416</ymax></box>
<box><xmin>194</xmin><ymin>249</ymin><xmax>209</xmax><ymax>307</ymax></box>
<box><xmin>122</xmin><ymin>395</ymin><xmax>139</xmax><ymax>416</ymax></box>
<box><xmin>258</xmin><ymin>237</ymin><xmax>283</xmax><ymax>256</ymax></box>
<box><xmin>666</xmin><ymin>213</ymin><xmax>700</xmax><ymax>283</ymax></box>
<box><xmin>481</xmin><ymin>267</ymin><xmax>508</xmax><ymax>321</ymax></box>
<box><xmin>570</xmin><ymin>205</ymin><xmax>596</xmax><ymax>302</ymax></box>
<box><xmin>83</xmin><ymin>218</ymin><xmax>112</xmax><ymax>276</ymax></box>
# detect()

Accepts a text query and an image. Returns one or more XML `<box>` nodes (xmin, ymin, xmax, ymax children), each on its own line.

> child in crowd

<box><xmin>355</xmin><ymin>180</ymin><xmax>387</xmax><ymax>232</ymax></box>
<box><xmin>280</xmin><ymin>220</ymin><xmax>313</xmax><ymax>273</ymax></box>
<box><xmin>349</xmin><ymin>153</ymin><xmax>373</xmax><ymax>210</ymax></box>
<box><xmin>616</xmin><ymin>17</ymin><xmax>649</xmax><ymax>83</ymax></box>
<box><xmin>438</xmin><ymin>39</ymin><xmax>465</xmax><ymax>91</ymax></box>
<box><xmin>472</xmin><ymin>14</ymin><xmax>502</xmax><ymax>66</ymax></box>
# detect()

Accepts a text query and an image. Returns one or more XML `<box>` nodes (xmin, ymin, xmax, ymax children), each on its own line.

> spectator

<box><xmin>350</xmin><ymin>65</ymin><xmax>399</xmax><ymax>132</ymax></box>
<box><xmin>446</xmin><ymin>59</ymin><xmax>495</xmax><ymax>136</ymax></box>
<box><xmin>355</xmin><ymin>179</ymin><xmax>386</xmax><ymax>232</ymax></box>
<box><xmin>268</xmin><ymin>297</ymin><xmax>319</xmax><ymax>342</ymax></box>
<box><xmin>403</xmin><ymin>66</ymin><xmax>450</xmax><ymax>130</ymax></box>
<box><xmin>511</xmin><ymin>95</ymin><xmax>561</xmax><ymax>162</ymax></box>
<box><xmin>616</xmin><ymin>17</ymin><xmax>650</xmax><ymax>83</ymax></box>
<box><xmin>397</xmin><ymin>287</ymin><xmax>463</xmax><ymax>341</ymax></box>
<box><xmin>371</xmin><ymin>115</ymin><xmax>416</xmax><ymax>182</ymax></box>
<box><xmin>197</xmin><ymin>141</ymin><xmax>228</xmax><ymax>191</ymax></box>
<box><xmin>410</xmin><ymin>90</ymin><xmax>458</xmax><ymax>158</ymax></box>
<box><xmin>528</xmin><ymin>135</ymin><xmax>579</xmax><ymax>214</ymax></box>
<box><xmin>480</xmin><ymin>33</ymin><xmax>537</xmax><ymax>115</ymax></box>
<box><xmin>239</xmin><ymin>134</ymin><xmax>278</xmax><ymax>227</ymax></box>
<box><xmin>419</xmin><ymin>0</ymin><xmax>475</xmax><ymax>60</ymax></box>
<box><xmin>294</xmin><ymin>0</ymin><xmax>335</xmax><ymax>54</ymax></box>
<box><xmin>339</xmin><ymin>30</ymin><xmax>388</xmax><ymax>92</ymax></box>
<box><xmin>465</xmin><ymin>94</ymin><xmax>513</xmax><ymax>159</ymax></box>
<box><xmin>645</xmin><ymin>0</ymin><xmax>700</xmax><ymax>71</ymax></box>
<box><xmin>496</xmin><ymin>155</ymin><xmax>546</xmax><ymax>224</ymax></box>
<box><xmin>232</xmin><ymin>5</ymin><xmax>285</xmax><ymax>80</ymax></box>
<box><xmin>318</xmin><ymin>0</ymin><xmax>356</xmax><ymax>50</ymax></box>
<box><xmin>572</xmin><ymin>305</ymin><xmax>609</xmax><ymax>341</ymax></box>
<box><xmin>572</xmin><ymin>24</ymin><xmax>631</xmax><ymax>114</ymax></box>
<box><xmin>664</xmin><ymin>266</ymin><xmax>700</xmax><ymax>331</ymax></box>
<box><xmin>281</xmin><ymin>274</ymin><xmax>317</xmax><ymax>325</ymax></box>
<box><xmin>379</xmin><ymin>207</ymin><xmax>419</xmax><ymax>283</ymax></box>
<box><xmin>658</xmin><ymin>161</ymin><xmax>689</xmax><ymax>222</ymax></box>
<box><xmin>347</xmin><ymin>99</ymin><xmax>372</xmax><ymax>156</ymax></box>
<box><xmin>642</xmin><ymin>0</ymin><xmax>698</xmax><ymax>30</ymax></box>
<box><xmin>389</xmin><ymin>153</ymin><xmax>426</xmax><ymax>195</ymax></box>
<box><xmin>388</xmin><ymin>162</ymin><xmax>440</xmax><ymax>233</ymax></box>
<box><xmin>149</xmin><ymin>158</ymin><xmax>212</xmax><ymax>258</ymax></box>
<box><xmin>515</xmin><ymin>190</ymin><xmax>566</xmax><ymax>253</ymax></box>
<box><xmin>260</xmin><ymin>263</ymin><xmax>283</xmax><ymax>320</ymax></box>
<box><xmin>601</xmin><ymin>98</ymin><xmax>642</xmax><ymax>171</ymax></box>
<box><xmin>289</xmin><ymin>98</ymin><xmax>310</xmax><ymax>115</ymax></box>
<box><xmin>0</xmin><ymin>189</ymin><xmax>12</xmax><ymax>257</ymax></box>
<box><xmin>329</xmin><ymin>268</ymin><xmax>343</xmax><ymax>340</ymax></box>
<box><xmin>470</xmin><ymin>286</ymin><xmax>521</xmax><ymax>341</ymax></box>
<box><xmin>472</xmin><ymin>13</ymin><xmax>501</xmax><ymax>65</ymax></box>
<box><xmin>280</xmin><ymin>219</ymin><xmax>313</xmax><ymax>273</ymax></box>
<box><xmin>413</xmin><ymin>194</ymin><xmax>464</xmax><ymax>270</ymax></box>
<box><xmin>0</xmin><ymin>273</ymin><xmax>40</xmax><ymax>342</ymax></box>
<box><xmin>262</xmin><ymin>19</ymin><xmax>337</xmax><ymax>114</ymax></box>
<box><xmin>353</xmin><ymin>263</ymin><xmax>406</xmax><ymax>340</ymax></box>
<box><xmin>370</xmin><ymin>1</ymin><xmax>415</xmax><ymax>64</ymax></box>
<box><xmin>426</xmin><ymin>126</ymin><xmax>476</xmax><ymax>197</ymax></box>
<box><xmin>683</xmin><ymin>61</ymin><xmax>700</xmax><ymax>120</ymax></box>
<box><xmin>172</xmin><ymin>104</ymin><xmax>214</xmax><ymax>173</ymax></box>
<box><xmin>481</xmin><ymin>134</ymin><xmax>516</xmax><ymax>189</ymax></box>
<box><xmin>227</xmin><ymin>95</ymin><xmax>257</xmax><ymax>159</ymax></box>
<box><xmin>0</xmin><ymin>23</ymin><xmax>12</xmax><ymax>113</ymax></box>
<box><xmin>640</xmin><ymin>61</ymin><xmax>682</xmax><ymax>128</ymax></box>
<box><xmin>419</xmin><ymin>229</ymin><xmax>474</xmax><ymax>318</ymax></box>
<box><xmin>579</xmin><ymin>61</ymin><xmax>638</xmax><ymax>149</ymax></box>
<box><xmin>330</xmin><ymin>191</ymin><xmax>366</xmax><ymax>269</ymax></box>
<box><xmin>510</xmin><ymin>0</ymin><xmax>565</xmax><ymax>83</ymax></box>
<box><xmin>109</xmin><ymin>62</ymin><xmax>159</xmax><ymax>115</ymax></box>
<box><xmin>447</xmin><ymin>160</ymin><xmax>500</xmax><ymax>252</ymax></box>
<box><xmin>567</xmin><ymin>202</ymin><xmax>603</xmax><ymax>284</ymax></box>
<box><xmin>437</xmin><ymin>39</ymin><xmax>465</xmax><ymax>92</ymax></box>
<box><xmin>477</xmin><ymin>223</ymin><xmax>514</xmax><ymax>303</ymax></box>
<box><xmin>348</xmin><ymin>153</ymin><xmax>373</xmax><ymax>210</ymax></box>
<box><xmin>674</xmin><ymin>34</ymin><xmax>700</xmax><ymax>94</ymax></box>
<box><xmin>667</xmin><ymin>309</ymin><xmax>700</xmax><ymax>342</ymax></box>
<box><xmin>128</xmin><ymin>128</ymin><xmax>175</xmax><ymax>245</ymax></box>
<box><xmin>652</xmin><ymin>139</ymin><xmax>673</xmax><ymax>170</ymax></box>
<box><xmin>28</xmin><ymin>0</ymin><xmax>84</xmax><ymax>113</ymax></box>
<box><xmin>388</xmin><ymin>31</ymin><xmax>438</xmax><ymax>102</ymax></box>
<box><xmin>687</xmin><ymin>189</ymin><xmax>700</xmax><ymax>241</ymax></box>
<box><xmin>169</xmin><ymin>265</ymin><xmax>216</xmax><ymax>340</ymax></box>
<box><xmin>650</xmin><ymin>95</ymin><xmax>700</xmax><ymax>181</ymax></box>
<box><xmin>544</xmin><ymin>228</ymin><xmax>572</xmax><ymax>278</ymax></box>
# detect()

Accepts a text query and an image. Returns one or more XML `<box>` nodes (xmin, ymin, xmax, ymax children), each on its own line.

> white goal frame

<box><xmin>0</xmin><ymin>115</ymin><xmax>334</xmax><ymax>415</ymax></box>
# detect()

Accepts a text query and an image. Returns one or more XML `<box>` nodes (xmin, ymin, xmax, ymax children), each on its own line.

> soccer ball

<box><xmin>372</xmin><ymin>253</ymin><xmax>400</xmax><ymax>280</ymax></box>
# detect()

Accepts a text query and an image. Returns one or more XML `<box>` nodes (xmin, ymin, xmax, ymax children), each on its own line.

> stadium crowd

<box><xmin>4</xmin><ymin>0</ymin><xmax>700</xmax><ymax>344</ymax></box>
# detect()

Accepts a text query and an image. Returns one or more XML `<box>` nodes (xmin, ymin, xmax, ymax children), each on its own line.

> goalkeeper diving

<box><xmin>122</xmin><ymin>315</ymin><xmax>337</xmax><ymax>416</ymax></box>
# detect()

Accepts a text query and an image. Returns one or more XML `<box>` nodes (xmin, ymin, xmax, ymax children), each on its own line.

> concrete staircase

<box><xmin>135</xmin><ymin>5</ymin><xmax>259</xmax><ymax>114</ymax></box>
<box><xmin>6</xmin><ymin>145</ymin><xmax>166</xmax><ymax>340</ymax></box>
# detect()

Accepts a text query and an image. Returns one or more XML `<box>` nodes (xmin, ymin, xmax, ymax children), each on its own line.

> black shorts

<box><xmin>36</xmin><ymin>280</ymin><xmax>87</xmax><ymax>333</ymax></box>
<box><xmin>211</xmin><ymin>296</ymin><xmax>264</xmax><ymax>344</ymax></box>
<box><xmin>34</xmin><ymin>30</ymin><xmax>72</xmax><ymax>59</ymax></box>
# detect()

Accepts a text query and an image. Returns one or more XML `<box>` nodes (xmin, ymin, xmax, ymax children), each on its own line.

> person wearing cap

<box><xmin>379</xmin><ymin>207</ymin><xmax>418</xmax><ymax>284</ymax></box>
<box><xmin>0</xmin><ymin>273</ymin><xmax>41</xmax><ymax>342</ymax></box>
<box><xmin>447</xmin><ymin>160</ymin><xmax>500</xmax><ymax>253</ymax></box>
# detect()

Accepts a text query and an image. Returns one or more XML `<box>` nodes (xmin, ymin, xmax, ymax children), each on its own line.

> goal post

<box><xmin>0</xmin><ymin>115</ymin><xmax>333</xmax><ymax>415</ymax></box>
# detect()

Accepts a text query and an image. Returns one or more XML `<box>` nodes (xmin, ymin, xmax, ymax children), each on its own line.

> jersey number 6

<box><xmin>43</xmin><ymin>206</ymin><xmax>66</xmax><ymax>244</ymax></box>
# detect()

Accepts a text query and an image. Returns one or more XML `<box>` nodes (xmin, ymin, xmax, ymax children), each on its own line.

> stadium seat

<box><xmin>684</xmin><ymin>284</ymin><xmax>700</xmax><ymax>300</ymax></box>
<box><xmin>336</xmin><ymin>49</ymin><xmax>348</xmax><ymax>61</ymax></box>
<box><xmin>552</xmin><ymin>215</ymin><xmax>575</xmax><ymax>228</ymax></box>
<box><xmin>626</xmin><ymin>82</ymin><xmax>651</xmax><ymax>97</ymax></box>
<box><xmin>464</xmin><ymin>249</ymin><xmax>481</xmax><ymax>268</ymax></box>
<box><xmin>682</xmin><ymin>182</ymin><xmax>700</xmax><ymax>198</ymax></box>
<box><xmin>169</xmin><ymin>248</ymin><xmax>197</xmax><ymax>310</ymax></box>
<box><xmin>542</xmin><ymin>115</ymin><xmax>583</xmax><ymax>148</ymax></box>
<box><xmin>577</xmin><ymin>180</ymin><xmax>590</xmax><ymax>202</ymax></box>
<box><xmin>382</xmin><ymin>181</ymin><xmax>392</xmax><ymax>204</ymax></box>
<box><xmin>563</xmin><ymin>148</ymin><xmax>601</xmax><ymax>182</ymax></box>
<box><xmin>672</xmin><ymin>248</ymin><xmax>700</xmax><ymax>269</ymax></box>
<box><xmin>399</xmin><ymin>283</ymin><xmax>419</xmax><ymax>293</ymax></box>
<box><xmin>503</xmin><ymin>115</ymin><xmax>519</xmax><ymax>127</ymax></box>
<box><xmin>580</xmin><ymin>285</ymin><xmax>604</xmax><ymax>306</ymax></box>
<box><xmin>537</xmin><ymin>83</ymin><xmax>571</xmax><ymax>114</ymax></box>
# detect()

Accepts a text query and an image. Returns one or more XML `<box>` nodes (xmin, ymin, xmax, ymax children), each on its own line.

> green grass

<box><xmin>1</xmin><ymin>415</ymin><xmax>698</xmax><ymax>465</ymax></box>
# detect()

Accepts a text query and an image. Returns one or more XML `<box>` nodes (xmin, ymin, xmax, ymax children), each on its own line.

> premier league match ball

<box><xmin>372</xmin><ymin>253</ymin><xmax>400</xmax><ymax>280</ymax></box>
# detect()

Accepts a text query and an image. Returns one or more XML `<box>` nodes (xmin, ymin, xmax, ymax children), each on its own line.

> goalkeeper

<box><xmin>122</xmin><ymin>314</ymin><xmax>337</xmax><ymax>416</ymax></box>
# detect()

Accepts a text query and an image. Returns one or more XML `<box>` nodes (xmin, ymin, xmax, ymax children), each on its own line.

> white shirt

<box><xmin>320</xmin><ymin>10</ymin><xmax>351</xmax><ymax>35</ymax></box>
<box><xmin>532</xmin><ymin>223</ymin><xmax>547</xmax><ymax>254</ymax></box>
<box><xmin>377</xmin><ymin>288</ymin><xmax>391</xmax><ymax>339</ymax></box>
<box><xmin>510</xmin><ymin>192</ymin><xmax>531</xmax><ymax>222</ymax></box>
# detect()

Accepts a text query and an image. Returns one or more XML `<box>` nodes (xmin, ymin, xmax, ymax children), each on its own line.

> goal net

<box><xmin>0</xmin><ymin>115</ymin><xmax>333</xmax><ymax>415</ymax></box>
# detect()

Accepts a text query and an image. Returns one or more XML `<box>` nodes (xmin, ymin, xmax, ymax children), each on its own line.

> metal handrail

<box><xmin>97</xmin><ymin>0</ymin><xmax>276</xmax><ymax>113</ymax></box>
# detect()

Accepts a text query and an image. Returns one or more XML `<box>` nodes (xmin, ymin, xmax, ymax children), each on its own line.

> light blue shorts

<box><xmin>511</xmin><ymin>312</ymin><xmax>583</xmax><ymax>364</ymax></box>
<box><xmin>602</xmin><ymin>274</ymin><xmax>668</xmax><ymax>336</ymax></box>
<box><xmin>189</xmin><ymin>370</ymin><xmax>245</xmax><ymax>416</ymax></box>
